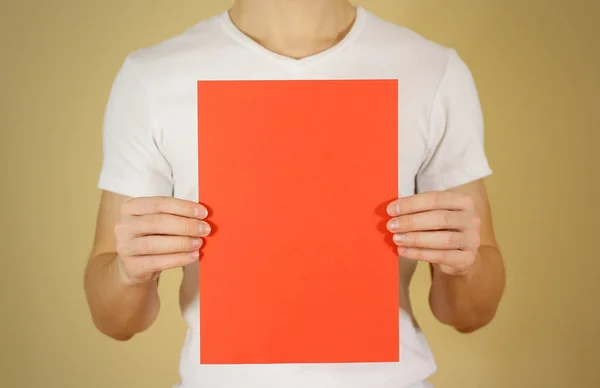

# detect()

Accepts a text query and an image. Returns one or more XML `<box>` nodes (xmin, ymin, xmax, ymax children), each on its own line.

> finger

<box><xmin>130</xmin><ymin>214</ymin><xmax>212</xmax><ymax>237</ymax></box>
<box><xmin>125</xmin><ymin>236</ymin><xmax>203</xmax><ymax>256</ymax></box>
<box><xmin>393</xmin><ymin>231</ymin><xmax>467</xmax><ymax>250</ymax></box>
<box><xmin>397</xmin><ymin>247</ymin><xmax>471</xmax><ymax>267</ymax></box>
<box><xmin>125</xmin><ymin>251</ymin><xmax>200</xmax><ymax>278</ymax></box>
<box><xmin>387</xmin><ymin>210</ymin><xmax>471</xmax><ymax>233</ymax></box>
<box><xmin>122</xmin><ymin>196</ymin><xmax>208</xmax><ymax>219</ymax></box>
<box><xmin>387</xmin><ymin>192</ymin><xmax>473</xmax><ymax>217</ymax></box>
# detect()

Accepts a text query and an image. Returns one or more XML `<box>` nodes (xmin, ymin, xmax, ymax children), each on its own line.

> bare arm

<box><xmin>428</xmin><ymin>180</ymin><xmax>505</xmax><ymax>333</ymax></box>
<box><xmin>386</xmin><ymin>179</ymin><xmax>505</xmax><ymax>333</ymax></box>
<box><xmin>84</xmin><ymin>192</ymin><xmax>158</xmax><ymax>340</ymax></box>
<box><xmin>84</xmin><ymin>191</ymin><xmax>210</xmax><ymax>340</ymax></box>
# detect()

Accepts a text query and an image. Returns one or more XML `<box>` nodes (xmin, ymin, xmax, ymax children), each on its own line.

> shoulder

<box><xmin>120</xmin><ymin>13</ymin><xmax>232</xmax><ymax>80</ymax></box>
<box><xmin>359</xmin><ymin>8</ymin><xmax>460</xmax><ymax>86</ymax></box>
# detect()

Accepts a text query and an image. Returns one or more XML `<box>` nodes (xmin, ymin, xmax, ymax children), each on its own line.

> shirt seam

<box><xmin>418</xmin><ymin>163</ymin><xmax>492</xmax><ymax>192</ymax></box>
<box><xmin>123</xmin><ymin>56</ymin><xmax>175</xmax><ymax>188</ymax></box>
<box><xmin>418</xmin><ymin>48</ymin><xmax>456</xmax><ymax>177</ymax></box>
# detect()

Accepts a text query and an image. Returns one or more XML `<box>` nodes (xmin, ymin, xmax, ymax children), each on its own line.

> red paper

<box><xmin>197</xmin><ymin>79</ymin><xmax>399</xmax><ymax>365</ymax></box>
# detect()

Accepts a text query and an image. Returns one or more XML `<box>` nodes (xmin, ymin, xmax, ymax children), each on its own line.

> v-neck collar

<box><xmin>218</xmin><ymin>6</ymin><xmax>366</xmax><ymax>67</ymax></box>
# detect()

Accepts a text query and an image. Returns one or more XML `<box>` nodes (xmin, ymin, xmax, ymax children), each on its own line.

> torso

<box><xmin>127</xmin><ymin>7</ymin><xmax>452</xmax><ymax>386</ymax></box>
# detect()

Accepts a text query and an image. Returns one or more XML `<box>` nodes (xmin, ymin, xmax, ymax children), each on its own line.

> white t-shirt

<box><xmin>98</xmin><ymin>6</ymin><xmax>492</xmax><ymax>388</ymax></box>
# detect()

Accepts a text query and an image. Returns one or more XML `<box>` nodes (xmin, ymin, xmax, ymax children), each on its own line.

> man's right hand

<box><xmin>114</xmin><ymin>197</ymin><xmax>211</xmax><ymax>285</ymax></box>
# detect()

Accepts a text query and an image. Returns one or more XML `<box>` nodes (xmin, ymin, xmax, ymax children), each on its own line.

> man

<box><xmin>84</xmin><ymin>0</ymin><xmax>506</xmax><ymax>387</ymax></box>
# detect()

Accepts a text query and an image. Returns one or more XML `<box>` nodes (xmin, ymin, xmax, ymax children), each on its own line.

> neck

<box><xmin>229</xmin><ymin>0</ymin><xmax>357</xmax><ymax>59</ymax></box>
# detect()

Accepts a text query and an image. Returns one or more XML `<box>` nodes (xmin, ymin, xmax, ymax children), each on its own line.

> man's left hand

<box><xmin>386</xmin><ymin>191</ymin><xmax>481</xmax><ymax>276</ymax></box>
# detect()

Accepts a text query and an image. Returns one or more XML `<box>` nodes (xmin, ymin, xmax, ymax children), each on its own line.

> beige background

<box><xmin>1</xmin><ymin>0</ymin><xmax>599</xmax><ymax>387</ymax></box>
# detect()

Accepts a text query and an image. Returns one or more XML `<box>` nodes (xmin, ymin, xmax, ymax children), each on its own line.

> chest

<box><xmin>159</xmin><ymin>92</ymin><xmax>429</xmax><ymax>203</ymax></box>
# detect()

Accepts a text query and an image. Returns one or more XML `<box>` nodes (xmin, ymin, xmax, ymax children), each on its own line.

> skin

<box><xmin>84</xmin><ymin>0</ymin><xmax>505</xmax><ymax>340</ymax></box>
<box><xmin>84</xmin><ymin>193</ymin><xmax>210</xmax><ymax>339</ymax></box>
<box><xmin>228</xmin><ymin>0</ymin><xmax>356</xmax><ymax>60</ymax></box>
<box><xmin>387</xmin><ymin>180</ymin><xmax>505</xmax><ymax>332</ymax></box>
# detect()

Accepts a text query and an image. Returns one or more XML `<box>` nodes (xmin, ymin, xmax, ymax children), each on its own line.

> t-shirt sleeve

<box><xmin>97</xmin><ymin>57</ymin><xmax>173</xmax><ymax>198</ymax></box>
<box><xmin>416</xmin><ymin>50</ymin><xmax>492</xmax><ymax>193</ymax></box>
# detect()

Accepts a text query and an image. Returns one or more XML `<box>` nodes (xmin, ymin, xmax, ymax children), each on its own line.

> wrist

<box><xmin>429</xmin><ymin>245</ymin><xmax>503</xmax><ymax>331</ymax></box>
<box><xmin>108</xmin><ymin>256</ymin><xmax>160</xmax><ymax>333</ymax></box>
<box><xmin>114</xmin><ymin>255</ymin><xmax>159</xmax><ymax>288</ymax></box>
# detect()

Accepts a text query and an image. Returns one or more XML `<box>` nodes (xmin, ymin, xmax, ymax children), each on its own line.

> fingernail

<box><xmin>387</xmin><ymin>203</ymin><xmax>399</xmax><ymax>216</ymax></box>
<box><xmin>393</xmin><ymin>234</ymin><xmax>405</xmax><ymax>243</ymax></box>
<box><xmin>387</xmin><ymin>219</ymin><xmax>400</xmax><ymax>231</ymax></box>
<box><xmin>189</xmin><ymin>251</ymin><xmax>200</xmax><ymax>261</ymax></box>
<box><xmin>195</xmin><ymin>206</ymin><xmax>208</xmax><ymax>218</ymax></box>
<box><xmin>192</xmin><ymin>239</ymin><xmax>202</xmax><ymax>248</ymax></box>
<box><xmin>200</xmin><ymin>223</ymin><xmax>211</xmax><ymax>235</ymax></box>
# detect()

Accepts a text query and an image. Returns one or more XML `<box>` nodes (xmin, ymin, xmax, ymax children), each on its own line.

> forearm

<box><xmin>84</xmin><ymin>252</ymin><xmax>160</xmax><ymax>340</ymax></box>
<box><xmin>429</xmin><ymin>245</ymin><xmax>505</xmax><ymax>332</ymax></box>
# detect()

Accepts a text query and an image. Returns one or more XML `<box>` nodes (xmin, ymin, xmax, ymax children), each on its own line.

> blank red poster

<box><xmin>197</xmin><ymin>79</ymin><xmax>399</xmax><ymax>365</ymax></box>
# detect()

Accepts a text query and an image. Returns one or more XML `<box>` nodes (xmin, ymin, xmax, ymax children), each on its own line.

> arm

<box><xmin>84</xmin><ymin>191</ymin><xmax>159</xmax><ymax>341</ymax></box>
<box><xmin>395</xmin><ymin>50</ymin><xmax>504</xmax><ymax>332</ymax></box>
<box><xmin>386</xmin><ymin>181</ymin><xmax>505</xmax><ymax>334</ymax></box>
<box><xmin>84</xmin><ymin>192</ymin><xmax>210</xmax><ymax>341</ymax></box>
<box><xmin>85</xmin><ymin>57</ymin><xmax>204</xmax><ymax>340</ymax></box>
<box><xmin>428</xmin><ymin>179</ymin><xmax>505</xmax><ymax>333</ymax></box>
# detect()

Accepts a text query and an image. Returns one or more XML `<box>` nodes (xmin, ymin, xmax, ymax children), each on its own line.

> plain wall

<box><xmin>1</xmin><ymin>0</ymin><xmax>598</xmax><ymax>387</ymax></box>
